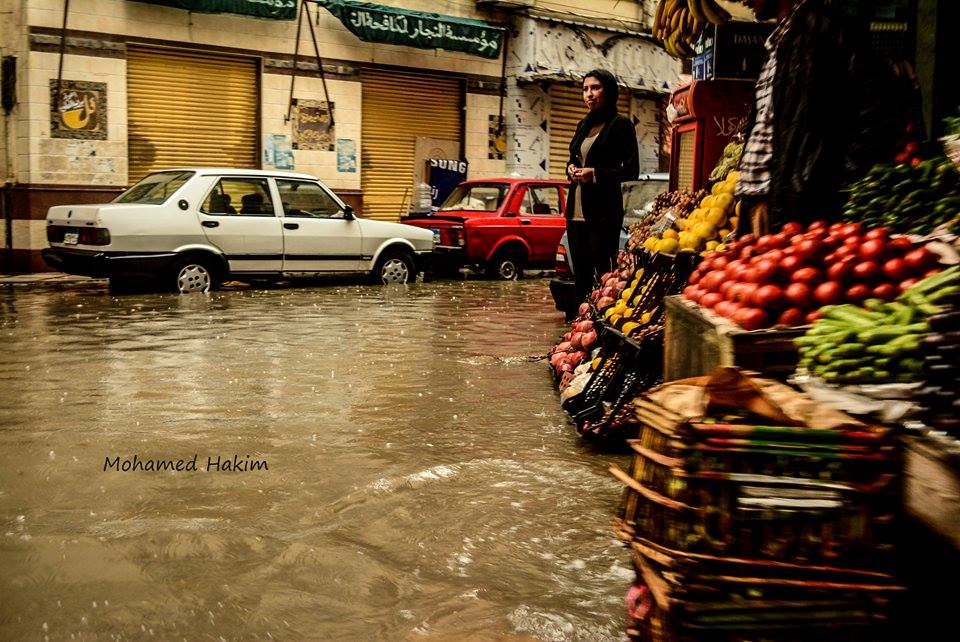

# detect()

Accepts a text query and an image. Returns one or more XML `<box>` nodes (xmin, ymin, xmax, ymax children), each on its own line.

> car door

<box><xmin>197</xmin><ymin>176</ymin><xmax>283</xmax><ymax>273</ymax></box>
<box><xmin>275</xmin><ymin>178</ymin><xmax>363</xmax><ymax>272</ymax></box>
<box><xmin>517</xmin><ymin>184</ymin><xmax>566</xmax><ymax>264</ymax></box>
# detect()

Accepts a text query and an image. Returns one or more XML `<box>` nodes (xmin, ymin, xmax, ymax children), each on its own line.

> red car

<box><xmin>402</xmin><ymin>178</ymin><xmax>568</xmax><ymax>279</ymax></box>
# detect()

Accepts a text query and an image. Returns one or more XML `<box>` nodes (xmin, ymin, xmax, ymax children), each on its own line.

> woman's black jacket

<box><xmin>564</xmin><ymin>114</ymin><xmax>639</xmax><ymax>224</ymax></box>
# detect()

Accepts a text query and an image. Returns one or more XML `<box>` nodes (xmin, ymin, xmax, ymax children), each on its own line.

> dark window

<box><xmin>275</xmin><ymin>180</ymin><xmax>342</xmax><ymax>218</ymax></box>
<box><xmin>202</xmin><ymin>178</ymin><xmax>274</xmax><ymax>217</ymax></box>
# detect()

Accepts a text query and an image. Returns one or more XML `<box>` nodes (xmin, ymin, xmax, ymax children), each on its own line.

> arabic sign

<box><xmin>291</xmin><ymin>99</ymin><xmax>335</xmax><ymax>151</ymax></box>
<box><xmin>318</xmin><ymin>0</ymin><xmax>503</xmax><ymax>59</ymax></box>
<box><xmin>50</xmin><ymin>80</ymin><xmax>107</xmax><ymax>140</ymax></box>
<box><xmin>132</xmin><ymin>0</ymin><xmax>296</xmax><ymax>20</ymax></box>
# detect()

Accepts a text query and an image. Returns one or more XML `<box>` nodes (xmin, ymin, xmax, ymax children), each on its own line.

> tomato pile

<box><xmin>682</xmin><ymin>220</ymin><xmax>941</xmax><ymax>330</ymax></box>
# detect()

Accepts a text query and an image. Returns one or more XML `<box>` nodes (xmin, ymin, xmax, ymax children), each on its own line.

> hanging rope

<box><xmin>54</xmin><ymin>0</ymin><xmax>70</xmax><ymax>108</ymax></box>
<box><xmin>284</xmin><ymin>0</ymin><xmax>306</xmax><ymax>123</ymax></box>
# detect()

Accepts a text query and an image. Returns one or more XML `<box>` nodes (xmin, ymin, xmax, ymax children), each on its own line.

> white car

<box><xmin>42</xmin><ymin>169</ymin><xmax>435</xmax><ymax>292</ymax></box>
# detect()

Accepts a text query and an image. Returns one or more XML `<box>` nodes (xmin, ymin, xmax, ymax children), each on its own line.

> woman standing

<box><xmin>565</xmin><ymin>69</ymin><xmax>639</xmax><ymax>306</ymax></box>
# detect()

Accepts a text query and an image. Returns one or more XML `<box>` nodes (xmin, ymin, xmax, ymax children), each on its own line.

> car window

<box><xmin>438</xmin><ymin>184</ymin><xmax>508</xmax><ymax>212</ymax></box>
<box><xmin>114</xmin><ymin>171</ymin><xmax>194</xmax><ymax>205</ymax></box>
<box><xmin>202</xmin><ymin>178</ymin><xmax>275</xmax><ymax>217</ymax></box>
<box><xmin>517</xmin><ymin>188</ymin><xmax>534</xmax><ymax>215</ymax></box>
<box><xmin>528</xmin><ymin>186</ymin><xmax>562</xmax><ymax>216</ymax></box>
<box><xmin>276</xmin><ymin>180</ymin><xmax>342</xmax><ymax>218</ymax></box>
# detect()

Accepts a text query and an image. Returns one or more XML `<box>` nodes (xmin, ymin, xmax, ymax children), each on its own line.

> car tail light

<box><xmin>78</xmin><ymin>228</ymin><xmax>111</xmax><ymax>245</ymax></box>
<box><xmin>555</xmin><ymin>243</ymin><xmax>571</xmax><ymax>275</ymax></box>
<box><xmin>449</xmin><ymin>227</ymin><xmax>466</xmax><ymax>247</ymax></box>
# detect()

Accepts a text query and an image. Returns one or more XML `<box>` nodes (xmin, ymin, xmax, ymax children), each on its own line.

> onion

<box><xmin>581</xmin><ymin>330</ymin><xmax>597</xmax><ymax>349</ymax></box>
<box><xmin>597</xmin><ymin>296</ymin><xmax>615</xmax><ymax>308</ymax></box>
<box><xmin>556</xmin><ymin>341</ymin><xmax>572</xmax><ymax>352</ymax></box>
<box><xmin>578</xmin><ymin>302</ymin><xmax>591</xmax><ymax>317</ymax></box>
<box><xmin>570</xmin><ymin>332</ymin><xmax>583</xmax><ymax>350</ymax></box>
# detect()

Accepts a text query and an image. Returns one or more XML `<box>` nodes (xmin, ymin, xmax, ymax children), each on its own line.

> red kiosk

<box><xmin>668</xmin><ymin>79</ymin><xmax>755</xmax><ymax>193</ymax></box>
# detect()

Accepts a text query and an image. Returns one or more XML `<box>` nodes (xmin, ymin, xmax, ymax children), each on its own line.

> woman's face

<box><xmin>583</xmin><ymin>77</ymin><xmax>605</xmax><ymax>111</ymax></box>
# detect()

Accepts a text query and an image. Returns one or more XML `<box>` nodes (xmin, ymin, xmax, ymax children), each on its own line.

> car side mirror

<box><xmin>342</xmin><ymin>205</ymin><xmax>355</xmax><ymax>220</ymax></box>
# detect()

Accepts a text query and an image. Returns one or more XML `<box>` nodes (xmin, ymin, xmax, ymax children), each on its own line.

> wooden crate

<box><xmin>663</xmin><ymin>295</ymin><xmax>806</xmax><ymax>381</ymax></box>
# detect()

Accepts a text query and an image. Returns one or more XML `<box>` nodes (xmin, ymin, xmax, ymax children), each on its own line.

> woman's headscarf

<box><xmin>582</xmin><ymin>69</ymin><xmax>620</xmax><ymax>127</ymax></box>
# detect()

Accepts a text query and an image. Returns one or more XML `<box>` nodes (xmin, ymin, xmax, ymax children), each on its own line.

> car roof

<box><xmin>157</xmin><ymin>168</ymin><xmax>322</xmax><ymax>181</ymax></box>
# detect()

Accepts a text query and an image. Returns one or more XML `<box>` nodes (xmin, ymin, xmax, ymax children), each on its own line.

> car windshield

<box><xmin>114</xmin><ymin>171</ymin><xmax>194</xmax><ymax>205</ymax></box>
<box><xmin>438</xmin><ymin>184</ymin><xmax>508</xmax><ymax>212</ymax></box>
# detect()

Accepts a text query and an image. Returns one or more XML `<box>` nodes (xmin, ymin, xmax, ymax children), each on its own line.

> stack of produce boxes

<box><xmin>611</xmin><ymin>369</ymin><xmax>902</xmax><ymax>641</ymax></box>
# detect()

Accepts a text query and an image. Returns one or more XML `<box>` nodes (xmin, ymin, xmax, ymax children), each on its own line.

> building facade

<box><xmin>0</xmin><ymin>0</ymin><xmax>680</xmax><ymax>272</ymax></box>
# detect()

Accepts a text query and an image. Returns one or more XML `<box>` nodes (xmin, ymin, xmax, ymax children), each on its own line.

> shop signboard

<box><xmin>693</xmin><ymin>21</ymin><xmax>774</xmax><ymax>82</ymax></box>
<box><xmin>426</xmin><ymin>158</ymin><xmax>468</xmax><ymax>213</ymax></box>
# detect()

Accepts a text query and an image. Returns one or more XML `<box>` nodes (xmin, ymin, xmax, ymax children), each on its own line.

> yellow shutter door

<box><xmin>549</xmin><ymin>84</ymin><xmax>630</xmax><ymax>180</ymax></box>
<box><xmin>127</xmin><ymin>47</ymin><xmax>259</xmax><ymax>183</ymax></box>
<box><xmin>361</xmin><ymin>69</ymin><xmax>462</xmax><ymax>221</ymax></box>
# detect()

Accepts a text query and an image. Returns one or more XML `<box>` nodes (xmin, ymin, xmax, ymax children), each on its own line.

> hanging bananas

<box><xmin>652</xmin><ymin>0</ymin><xmax>732</xmax><ymax>60</ymax></box>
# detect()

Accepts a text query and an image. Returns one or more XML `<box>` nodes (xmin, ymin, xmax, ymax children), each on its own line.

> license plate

<box><xmin>431</xmin><ymin>229</ymin><xmax>441</xmax><ymax>243</ymax></box>
<box><xmin>63</xmin><ymin>232</ymin><xmax>79</xmax><ymax>245</ymax></box>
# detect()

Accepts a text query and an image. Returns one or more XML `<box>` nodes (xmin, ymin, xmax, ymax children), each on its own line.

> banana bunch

<box><xmin>653</xmin><ymin>0</ymin><xmax>731</xmax><ymax>59</ymax></box>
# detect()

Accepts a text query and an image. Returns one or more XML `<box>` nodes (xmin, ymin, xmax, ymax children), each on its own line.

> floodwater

<box><xmin>0</xmin><ymin>278</ymin><xmax>631</xmax><ymax>641</ymax></box>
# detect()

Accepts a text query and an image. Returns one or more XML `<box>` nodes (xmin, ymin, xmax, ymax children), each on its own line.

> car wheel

<box><xmin>172</xmin><ymin>256</ymin><xmax>218</xmax><ymax>294</ymax></box>
<box><xmin>373</xmin><ymin>249</ymin><xmax>415</xmax><ymax>285</ymax></box>
<box><xmin>487</xmin><ymin>248</ymin><xmax>524</xmax><ymax>280</ymax></box>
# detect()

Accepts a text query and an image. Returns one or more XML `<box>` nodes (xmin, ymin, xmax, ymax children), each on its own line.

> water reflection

<box><xmin>0</xmin><ymin>279</ymin><xmax>629</xmax><ymax>640</ymax></box>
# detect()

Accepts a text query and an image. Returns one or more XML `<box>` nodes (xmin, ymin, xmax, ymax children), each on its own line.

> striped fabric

<box><xmin>736</xmin><ymin>1</ymin><xmax>808</xmax><ymax>198</ymax></box>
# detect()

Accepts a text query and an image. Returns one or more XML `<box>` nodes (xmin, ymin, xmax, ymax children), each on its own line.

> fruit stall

<box><xmin>548</xmin><ymin>124</ymin><xmax>960</xmax><ymax>638</ymax></box>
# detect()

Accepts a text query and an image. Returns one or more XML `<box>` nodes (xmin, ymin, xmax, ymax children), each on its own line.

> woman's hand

<box><xmin>577</xmin><ymin>167</ymin><xmax>595</xmax><ymax>183</ymax></box>
<box><xmin>566</xmin><ymin>164</ymin><xmax>578</xmax><ymax>181</ymax></box>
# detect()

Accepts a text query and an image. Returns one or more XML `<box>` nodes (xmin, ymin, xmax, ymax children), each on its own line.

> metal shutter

<box><xmin>361</xmin><ymin>69</ymin><xmax>462</xmax><ymax>221</ymax></box>
<box><xmin>127</xmin><ymin>47</ymin><xmax>259</xmax><ymax>183</ymax></box>
<box><xmin>548</xmin><ymin>84</ymin><xmax>630</xmax><ymax>180</ymax></box>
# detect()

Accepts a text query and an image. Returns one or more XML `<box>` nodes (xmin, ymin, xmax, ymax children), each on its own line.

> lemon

<box><xmin>655</xmin><ymin>237</ymin><xmax>679</xmax><ymax>254</ymax></box>
<box><xmin>719</xmin><ymin>182</ymin><xmax>736</xmax><ymax>195</ymax></box>
<box><xmin>678</xmin><ymin>217</ymin><xmax>690</xmax><ymax>230</ymax></box>
<box><xmin>621</xmin><ymin>321</ymin><xmax>640</xmax><ymax>335</ymax></box>
<box><xmin>714</xmin><ymin>193</ymin><xmax>735</xmax><ymax>211</ymax></box>
<box><xmin>718</xmin><ymin>228</ymin><xmax>732</xmax><ymax>239</ymax></box>
<box><xmin>662</xmin><ymin>229</ymin><xmax>679</xmax><ymax>240</ymax></box>
<box><xmin>711</xmin><ymin>181</ymin><xmax>724</xmax><ymax>195</ymax></box>
<box><xmin>622</xmin><ymin>307</ymin><xmax>635</xmax><ymax>319</ymax></box>
<box><xmin>705</xmin><ymin>208</ymin><xmax>728</xmax><ymax>227</ymax></box>
<box><xmin>693</xmin><ymin>222</ymin><xmax>716</xmax><ymax>239</ymax></box>
<box><xmin>643</xmin><ymin>236</ymin><xmax>659</xmax><ymax>252</ymax></box>
<box><xmin>591</xmin><ymin>358</ymin><xmax>602</xmax><ymax>370</ymax></box>
<box><xmin>705</xmin><ymin>240</ymin><xmax>719</xmax><ymax>251</ymax></box>
<box><xmin>727</xmin><ymin>170</ymin><xmax>741</xmax><ymax>183</ymax></box>
<box><xmin>700</xmin><ymin>195</ymin><xmax>716</xmax><ymax>209</ymax></box>
<box><xmin>716</xmin><ymin>243</ymin><xmax>727</xmax><ymax>252</ymax></box>
<box><xmin>621</xmin><ymin>287</ymin><xmax>634</xmax><ymax>301</ymax></box>
<box><xmin>729</xmin><ymin>216</ymin><xmax>739</xmax><ymax>228</ymax></box>
<box><xmin>609</xmin><ymin>313</ymin><xmax>622</xmax><ymax>326</ymax></box>
<box><xmin>678</xmin><ymin>233</ymin><xmax>699</xmax><ymax>251</ymax></box>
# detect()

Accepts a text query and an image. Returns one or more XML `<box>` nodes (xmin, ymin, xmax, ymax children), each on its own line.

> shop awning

<box><xmin>132</xmin><ymin>0</ymin><xmax>297</xmax><ymax>20</ymax></box>
<box><xmin>317</xmin><ymin>0</ymin><xmax>503</xmax><ymax>59</ymax></box>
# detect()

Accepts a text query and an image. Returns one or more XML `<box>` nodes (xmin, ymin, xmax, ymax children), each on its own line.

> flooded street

<box><xmin>0</xmin><ymin>278</ymin><xmax>630</xmax><ymax>641</ymax></box>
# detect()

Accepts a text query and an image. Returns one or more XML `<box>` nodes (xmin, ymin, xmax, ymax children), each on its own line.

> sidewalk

<box><xmin>0</xmin><ymin>272</ymin><xmax>102</xmax><ymax>286</ymax></box>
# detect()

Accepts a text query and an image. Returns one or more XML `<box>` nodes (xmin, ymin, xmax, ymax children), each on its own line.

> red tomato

<box><xmin>771</xmin><ymin>232</ymin><xmax>790</xmax><ymax>248</ymax></box>
<box><xmin>829</xmin><ymin>222</ymin><xmax>844</xmax><ymax>233</ymax></box>
<box><xmin>764</xmin><ymin>249</ymin><xmax>785</xmax><ymax>264</ymax></box>
<box><xmin>732</xmin><ymin>283</ymin><xmax>758</xmax><ymax>303</ymax></box>
<box><xmin>882</xmin><ymin>258</ymin><xmax>909</xmax><ymax>281</ymax></box>
<box><xmin>781</xmin><ymin>222</ymin><xmax>803</xmax><ymax>236</ymax></box>
<box><xmin>864</xmin><ymin>227</ymin><xmax>889</xmax><ymax>240</ymax></box>
<box><xmin>753</xmin><ymin>284</ymin><xmax>786</xmax><ymax>310</ymax></box>
<box><xmin>785</xmin><ymin>282</ymin><xmax>814</xmax><ymax>308</ymax></box>
<box><xmin>806</xmin><ymin>309</ymin><xmax>823</xmax><ymax>324</ymax></box>
<box><xmin>843</xmin><ymin>236</ymin><xmax>861</xmax><ymax>247</ymax></box>
<box><xmin>688</xmin><ymin>271</ymin><xmax>701</xmax><ymax>286</ymax></box>
<box><xmin>736</xmin><ymin>307</ymin><xmax>770</xmax><ymax>331</ymax></box>
<box><xmin>739</xmin><ymin>233</ymin><xmax>757</xmax><ymax>246</ymax></box>
<box><xmin>701</xmin><ymin>292</ymin><xmax>723</xmax><ymax>309</ymax></box>
<box><xmin>753</xmin><ymin>259</ymin><xmax>780</xmax><ymax>283</ymax></box>
<box><xmin>794</xmin><ymin>239</ymin><xmax>821</xmax><ymax>262</ymax></box>
<box><xmin>792</xmin><ymin>267</ymin><xmax>822</xmax><ymax>285</ymax></box>
<box><xmin>827</xmin><ymin>261</ymin><xmax>853</xmax><ymax>282</ymax></box>
<box><xmin>924</xmin><ymin>268</ymin><xmax>942</xmax><ymax>279</ymax></box>
<box><xmin>808</xmin><ymin>220</ymin><xmax>829</xmax><ymax>232</ymax></box>
<box><xmin>712</xmin><ymin>256</ymin><xmax>729</xmax><ymax>271</ymax></box>
<box><xmin>889</xmin><ymin>236</ymin><xmax>913</xmax><ymax>253</ymax></box>
<box><xmin>740</xmin><ymin>246</ymin><xmax>757</xmax><ymax>261</ymax></box>
<box><xmin>859</xmin><ymin>239</ymin><xmax>888</xmax><ymax>261</ymax></box>
<box><xmin>683</xmin><ymin>285</ymin><xmax>699</xmax><ymax>301</ymax></box>
<box><xmin>852</xmin><ymin>261</ymin><xmax>880</xmax><ymax>281</ymax></box>
<box><xmin>834</xmin><ymin>245</ymin><xmax>858</xmax><ymax>260</ymax></box>
<box><xmin>719</xmin><ymin>280</ymin><xmax>736</xmax><ymax>300</ymax></box>
<box><xmin>777</xmin><ymin>307</ymin><xmax>805</xmax><ymax>326</ymax></box>
<box><xmin>840</xmin><ymin>222</ymin><xmax>863</xmax><ymax>238</ymax></box>
<box><xmin>898</xmin><ymin>278</ymin><xmax>919</xmax><ymax>293</ymax></box>
<box><xmin>872</xmin><ymin>283</ymin><xmax>897</xmax><ymax>301</ymax></box>
<box><xmin>781</xmin><ymin>255</ymin><xmax>801</xmax><ymax>272</ymax></box>
<box><xmin>904</xmin><ymin>247</ymin><xmax>937</xmax><ymax>273</ymax></box>
<box><xmin>743</xmin><ymin>267</ymin><xmax>760</xmax><ymax>283</ymax></box>
<box><xmin>715</xmin><ymin>300</ymin><xmax>733</xmax><ymax>317</ymax></box>
<box><xmin>814</xmin><ymin>281</ymin><xmax>844</xmax><ymax>305</ymax></box>
<box><xmin>846</xmin><ymin>284</ymin><xmax>871</xmax><ymax>303</ymax></box>
<box><xmin>755</xmin><ymin>235</ymin><xmax>775</xmax><ymax>253</ymax></box>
